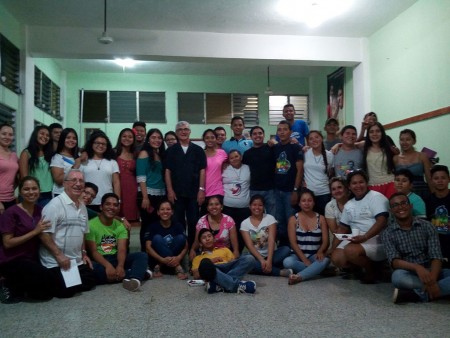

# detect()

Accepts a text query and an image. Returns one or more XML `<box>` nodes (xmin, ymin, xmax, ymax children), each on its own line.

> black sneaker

<box><xmin>0</xmin><ymin>280</ymin><xmax>22</xmax><ymax>304</ymax></box>
<box><xmin>392</xmin><ymin>288</ymin><xmax>421</xmax><ymax>304</ymax></box>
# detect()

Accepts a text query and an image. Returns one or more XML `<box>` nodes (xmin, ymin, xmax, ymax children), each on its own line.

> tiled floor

<box><xmin>1</xmin><ymin>227</ymin><xmax>450</xmax><ymax>337</ymax></box>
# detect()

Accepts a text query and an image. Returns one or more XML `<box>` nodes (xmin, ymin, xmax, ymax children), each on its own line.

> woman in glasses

<box><xmin>80</xmin><ymin>131</ymin><xmax>120</xmax><ymax>212</ymax></box>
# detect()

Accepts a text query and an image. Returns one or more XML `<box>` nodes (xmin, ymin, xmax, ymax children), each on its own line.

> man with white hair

<box><xmin>165</xmin><ymin>121</ymin><xmax>207</xmax><ymax>247</ymax></box>
<box><xmin>39</xmin><ymin>169</ymin><xmax>96</xmax><ymax>298</ymax></box>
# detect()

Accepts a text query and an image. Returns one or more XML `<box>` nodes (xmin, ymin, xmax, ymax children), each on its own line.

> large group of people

<box><xmin>0</xmin><ymin>104</ymin><xmax>449</xmax><ymax>304</ymax></box>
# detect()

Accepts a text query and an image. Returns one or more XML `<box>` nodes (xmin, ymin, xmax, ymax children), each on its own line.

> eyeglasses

<box><xmin>83</xmin><ymin>190</ymin><xmax>96</xmax><ymax>198</ymax></box>
<box><xmin>390</xmin><ymin>200</ymin><xmax>409</xmax><ymax>209</ymax></box>
<box><xmin>176</xmin><ymin>128</ymin><xmax>190</xmax><ymax>132</ymax></box>
<box><xmin>93</xmin><ymin>142</ymin><xmax>107</xmax><ymax>147</ymax></box>
<box><xmin>65</xmin><ymin>178</ymin><xmax>85</xmax><ymax>185</ymax></box>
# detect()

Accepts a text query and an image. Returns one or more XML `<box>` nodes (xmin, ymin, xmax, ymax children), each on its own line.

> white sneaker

<box><xmin>144</xmin><ymin>269</ymin><xmax>153</xmax><ymax>280</ymax></box>
<box><xmin>123</xmin><ymin>278</ymin><xmax>141</xmax><ymax>292</ymax></box>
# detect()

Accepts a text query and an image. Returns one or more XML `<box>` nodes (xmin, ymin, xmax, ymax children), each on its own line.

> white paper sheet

<box><xmin>61</xmin><ymin>259</ymin><xmax>82</xmax><ymax>288</ymax></box>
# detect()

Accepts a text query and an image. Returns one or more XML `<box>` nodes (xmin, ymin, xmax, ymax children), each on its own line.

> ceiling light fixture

<box><xmin>277</xmin><ymin>0</ymin><xmax>354</xmax><ymax>28</ymax></box>
<box><xmin>98</xmin><ymin>0</ymin><xmax>114</xmax><ymax>44</ymax></box>
<box><xmin>114</xmin><ymin>58</ymin><xmax>138</xmax><ymax>69</ymax></box>
<box><xmin>264</xmin><ymin>66</ymin><xmax>274</xmax><ymax>95</ymax></box>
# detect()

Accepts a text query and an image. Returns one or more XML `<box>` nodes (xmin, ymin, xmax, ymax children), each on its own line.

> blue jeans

<box><xmin>274</xmin><ymin>190</ymin><xmax>295</xmax><ymax>245</ymax></box>
<box><xmin>250</xmin><ymin>189</ymin><xmax>277</xmax><ymax>217</ymax></box>
<box><xmin>391</xmin><ymin>268</ymin><xmax>450</xmax><ymax>301</ymax></box>
<box><xmin>214</xmin><ymin>255</ymin><xmax>256</xmax><ymax>292</ymax></box>
<box><xmin>283</xmin><ymin>253</ymin><xmax>330</xmax><ymax>281</ymax></box>
<box><xmin>250</xmin><ymin>246</ymin><xmax>291</xmax><ymax>276</ymax></box>
<box><xmin>93</xmin><ymin>252</ymin><xmax>149</xmax><ymax>284</ymax></box>
<box><xmin>149</xmin><ymin>234</ymin><xmax>187</xmax><ymax>268</ymax></box>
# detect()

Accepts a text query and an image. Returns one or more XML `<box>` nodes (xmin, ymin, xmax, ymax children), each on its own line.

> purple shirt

<box><xmin>0</xmin><ymin>204</ymin><xmax>42</xmax><ymax>264</ymax></box>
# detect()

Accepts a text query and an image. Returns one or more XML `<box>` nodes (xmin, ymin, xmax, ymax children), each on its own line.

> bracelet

<box><xmin>82</xmin><ymin>249</ymin><xmax>87</xmax><ymax>255</ymax></box>
<box><xmin>199</xmin><ymin>187</ymin><xmax>205</xmax><ymax>191</ymax></box>
<box><xmin>121</xmin><ymin>217</ymin><xmax>126</xmax><ymax>222</ymax></box>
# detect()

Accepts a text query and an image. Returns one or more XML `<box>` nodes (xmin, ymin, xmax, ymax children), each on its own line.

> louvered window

<box><xmin>35</xmin><ymin>66</ymin><xmax>61</xmax><ymax>120</ymax></box>
<box><xmin>0</xmin><ymin>34</ymin><xmax>20</xmax><ymax>94</ymax></box>
<box><xmin>269</xmin><ymin>95</ymin><xmax>308</xmax><ymax>125</ymax></box>
<box><xmin>178</xmin><ymin>93</ymin><xmax>259</xmax><ymax>126</ymax></box>
<box><xmin>80</xmin><ymin>90</ymin><xmax>165</xmax><ymax>123</ymax></box>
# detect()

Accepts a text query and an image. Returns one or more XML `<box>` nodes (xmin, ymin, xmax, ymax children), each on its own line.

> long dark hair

<box><xmin>307</xmin><ymin>130</ymin><xmax>328</xmax><ymax>174</ymax></box>
<box><xmin>56</xmin><ymin>128</ymin><xmax>79</xmax><ymax>159</ymax></box>
<box><xmin>363</xmin><ymin>122</ymin><xmax>395</xmax><ymax>174</ymax></box>
<box><xmin>26</xmin><ymin>125</ymin><xmax>53</xmax><ymax>170</ymax></box>
<box><xmin>83</xmin><ymin>131</ymin><xmax>115</xmax><ymax>160</ymax></box>
<box><xmin>114</xmin><ymin>128</ymin><xmax>136</xmax><ymax>157</ymax></box>
<box><xmin>141</xmin><ymin>128</ymin><xmax>166</xmax><ymax>170</ymax></box>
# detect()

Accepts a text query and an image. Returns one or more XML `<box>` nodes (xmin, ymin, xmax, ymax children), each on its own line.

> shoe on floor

<box><xmin>392</xmin><ymin>288</ymin><xmax>421</xmax><ymax>304</ymax></box>
<box><xmin>0</xmin><ymin>280</ymin><xmax>22</xmax><ymax>304</ymax></box>
<box><xmin>205</xmin><ymin>281</ymin><xmax>224</xmax><ymax>294</ymax></box>
<box><xmin>237</xmin><ymin>280</ymin><xmax>256</xmax><ymax>294</ymax></box>
<box><xmin>123</xmin><ymin>278</ymin><xmax>141</xmax><ymax>292</ymax></box>
<box><xmin>279</xmin><ymin>269</ymin><xmax>293</xmax><ymax>277</ymax></box>
<box><xmin>144</xmin><ymin>270</ymin><xmax>153</xmax><ymax>280</ymax></box>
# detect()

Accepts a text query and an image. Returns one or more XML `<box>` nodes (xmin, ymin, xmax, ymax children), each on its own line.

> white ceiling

<box><xmin>1</xmin><ymin>0</ymin><xmax>418</xmax><ymax>77</ymax></box>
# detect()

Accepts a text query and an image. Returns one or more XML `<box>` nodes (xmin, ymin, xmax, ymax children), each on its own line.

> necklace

<box><xmin>231</xmin><ymin>166</ymin><xmax>241</xmax><ymax>179</ymax></box>
<box><xmin>313</xmin><ymin>153</ymin><xmax>323</xmax><ymax>164</ymax></box>
<box><xmin>93</xmin><ymin>159</ymin><xmax>103</xmax><ymax>170</ymax></box>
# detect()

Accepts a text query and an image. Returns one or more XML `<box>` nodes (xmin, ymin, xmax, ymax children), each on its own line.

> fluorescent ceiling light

<box><xmin>114</xmin><ymin>58</ymin><xmax>138</xmax><ymax>68</ymax></box>
<box><xmin>277</xmin><ymin>0</ymin><xmax>354</xmax><ymax>28</ymax></box>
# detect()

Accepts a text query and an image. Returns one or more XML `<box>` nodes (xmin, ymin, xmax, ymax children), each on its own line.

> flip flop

<box><xmin>175</xmin><ymin>266</ymin><xmax>188</xmax><ymax>280</ymax></box>
<box><xmin>288</xmin><ymin>274</ymin><xmax>302</xmax><ymax>285</ymax></box>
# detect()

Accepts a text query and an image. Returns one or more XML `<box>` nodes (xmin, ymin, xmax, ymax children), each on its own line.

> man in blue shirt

<box><xmin>275</xmin><ymin>104</ymin><xmax>309</xmax><ymax>147</ymax></box>
<box><xmin>222</xmin><ymin>116</ymin><xmax>253</xmax><ymax>154</ymax></box>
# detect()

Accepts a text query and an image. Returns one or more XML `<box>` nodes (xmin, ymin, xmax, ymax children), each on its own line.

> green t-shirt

<box><xmin>86</xmin><ymin>217</ymin><xmax>128</xmax><ymax>256</ymax></box>
<box><xmin>29</xmin><ymin>154</ymin><xmax>53</xmax><ymax>193</ymax></box>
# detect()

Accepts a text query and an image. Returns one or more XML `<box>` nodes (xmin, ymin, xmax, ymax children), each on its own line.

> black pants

<box><xmin>223</xmin><ymin>206</ymin><xmax>251</xmax><ymax>253</ymax></box>
<box><xmin>174</xmin><ymin>196</ymin><xmax>200</xmax><ymax>248</ymax></box>
<box><xmin>0</xmin><ymin>258</ymin><xmax>56</xmax><ymax>300</ymax></box>
<box><xmin>49</xmin><ymin>264</ymin><xmax>96</xmax><ymax>298</ymax></box>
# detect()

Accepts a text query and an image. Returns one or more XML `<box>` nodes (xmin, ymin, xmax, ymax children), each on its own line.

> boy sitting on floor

<box><xmin>192</xmin><ymin>228</ymin><xmax>256</xmax><ymax>294</ymax></box>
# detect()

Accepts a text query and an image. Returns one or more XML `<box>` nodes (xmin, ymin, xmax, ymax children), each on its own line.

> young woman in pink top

<box><xmin>201</xmin><ymin>129</ymin><xmax>227</xmax><ymax>215</ymax></box>
<box><xmin>0</xmin><ymin>124</ymin><xmax>19</xmax><ymax>214</ymax></box>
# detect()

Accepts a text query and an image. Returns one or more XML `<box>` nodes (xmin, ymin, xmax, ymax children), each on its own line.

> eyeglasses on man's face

<box><xmin>390</xmin><ymin>200</ymin><xmax>409</xmax><ymax>210</ymax></box>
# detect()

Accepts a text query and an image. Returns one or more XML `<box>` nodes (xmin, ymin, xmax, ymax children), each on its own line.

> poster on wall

<box><xmin>327</xmin><ymin>67</ymin><xmax>345</xmax><ymax>128</ymax></box>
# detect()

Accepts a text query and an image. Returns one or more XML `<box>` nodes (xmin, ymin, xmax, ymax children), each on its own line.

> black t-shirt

<box><xmin>426</xmin><ymin>192</ymin><xmax>450</xmax><ymax>232</ymax></box>
<box><xmin>166</xmin><ymin>142</ymin><xmax>207</xmax><ymax>198</ymax></box>
<box><xmin>242</xmin><ymin>145</ymin><xmax>275</xmax><ymax>191</ymax></box>
<box><xmin>273</xmin><ymin>143</ymin><xmax>303</xmax><ymax>192</ymax></box>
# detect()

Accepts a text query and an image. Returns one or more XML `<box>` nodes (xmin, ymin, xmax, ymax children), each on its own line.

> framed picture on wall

<box><xmin>327</xmin><ymin>67</ymin><xmax>345</xmax><ymax>128</ymax></box>
<box><xmin>84</xmin><ymin>128</ymin><xmax>101</xmax><ymax>143</ymax></box>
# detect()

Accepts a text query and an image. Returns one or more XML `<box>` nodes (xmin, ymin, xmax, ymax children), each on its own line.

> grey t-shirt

<box><xmin>333</xmin><ymin>148</ymin><xmax>363</xmax><ymax>178</ymax></box>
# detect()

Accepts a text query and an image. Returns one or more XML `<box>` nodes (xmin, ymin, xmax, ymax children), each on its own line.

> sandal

<box><xmin>288</xmin><ymin>274</ymin><xmax>302</xmax><ymax>285</ymax></box>
<box><xmin>175</xmin><ymin>266</ymin><xmax>188</xmax><ymax>280</ymax></box>
<box><xmin>153</xmin><ymin>265</ymin><xmax>163</xmax><ymax>278</ymax></box>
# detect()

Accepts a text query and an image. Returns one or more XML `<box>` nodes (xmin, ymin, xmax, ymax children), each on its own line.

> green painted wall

<box><xmin>66</xmin><ymin>72</ymin><xmax>310</xmax><ymax>144</ymax></box>
<box><xmin>369</xmin><ymin>0</ymin><xmax>450</xmax><ymax>165</ymax></box>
